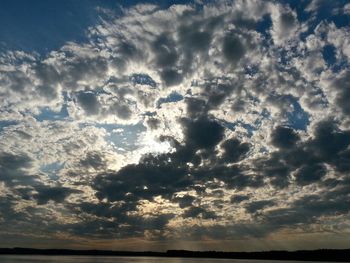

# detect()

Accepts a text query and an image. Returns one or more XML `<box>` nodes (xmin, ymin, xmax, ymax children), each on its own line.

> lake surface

<box><xmin>0</xmin><ymin>255</ymin><xmax>334</xmax><ymax>263</ymax></box>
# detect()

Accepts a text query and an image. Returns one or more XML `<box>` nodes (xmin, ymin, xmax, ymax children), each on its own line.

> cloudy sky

<box><xmin>0</xmin><ymin>0</ymin><xmax>350</xmax><ymax>252</ymax></box>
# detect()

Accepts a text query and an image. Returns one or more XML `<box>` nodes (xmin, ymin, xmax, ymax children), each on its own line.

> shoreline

<box><xmin>0</xmin><ymin>248</ymin><xmax>349</xmax><ymax>262</ymax></box>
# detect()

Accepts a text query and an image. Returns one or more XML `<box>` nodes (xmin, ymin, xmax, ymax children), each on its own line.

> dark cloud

<box><xmin>193</xmin><ymin>164</ymin><xmax>263</xmax><ymax>190</ymax></box>
<box><xmin>0</xmin><ymin>152</ymin><xmax>32</xmax><ymax>171</ymax></box>
<box><xmin>0</xmin><ymin>196</ymin><xmax>30</xmax><ymax>231</ymax></box>
<box><xmin>270</xmin><ymin>126</ymin><xmax>300</xmax><ymax>149</ymax></box>
<box><xmin>34</xmin><ymin>62</ymin><xmax>60</xmax><ymax>99</ymax></box>
<box><xmin>151</xmin><ymin>16</ymin><xmax>218</xmax><ymax>85</ymax></box>
<box><xmin>230</xmin><ymin>194</ymin><xmax>250</xmax><ymax>203</ymax></box>
<box><xmin>61</xmin><ymin>55</ymin><xmax>108</xmax><ymax>90</ymax></box>
<box><xmin>76</xmin><ymin>91</ymin><xmax>100</xmax><ymax>115</ymax></box>
<box><xmin>295</xmin><ymin>163</ymin><xmax>327</xmax><ymax>185</ymax></box>
<box><xmin>146</xmin><ymin>117</ymin><xmax>161</xmax><ymax>130</ymax></box>
<box><xmin>261</xmin><ymin>179</ymin><xmax>350</xmax><ymax>231</ymax></box>
<box><xmin>187</xmin><ymin>80</ymin><xmax>237</xmax><ymax>116</ymax></box>
<box><xmin>182</xmin><ymin>206</ymin><xmax>217</xmax><ymax>219</ymax></box>
<box><xmin>279</xmin><ymin>13</ymin><xmax>296</xmax><ymax>31</ymax></box>
<box><xmin>185</xmin><ymin>98</ymin><xmax>208</xmax><ymax>118</ymax></box>
<box><xmin>0</xmin><ymin>152</ymin><xmax>37</xmax><ymax>187</ymax></box>
<box><xmin>33</xmin><ymin>186</ymin><xmax>81</xmax><ymax>205</ymax></box>
<box><xmin>160</xmin><ymin>69</ymin><xmax>183</xmax><ymax>87</ymax></box>
<box><xmin>176</xmin><ymin>20</ymin><xmax>215</xmax><ymax>74</ymax></box>
<box><xmin>205</xmin><ymin>83</ymin><xmax>235</xmax><ymax>109</ymax></box>
<box><xmin>63</xmin><ymin>219</ymin><xmax>121</xmax><ymax>238</ymax></box>
<box><xmin>310</xmin><ymin>120</ymin><xmax>350</xmax><ymax>164</ymax></box>
<box><xmin>77</xmin><ymin>201</ymin><xmax>137</xmax><ymax>220</ymax></box>
<box><xmin>181</xmin><ymin>116</ymin><xmax>225</xmax><ymax>149</ymax></box>
<box><xmin>254</xmin><ymin>119</ymin><xmax>350</xmax><ymax>189</ymax></box>
<box><xmin>231</xmin><ymin>98</ymin><xmax>247</xmax><ymax>112</ymax></box>
<box><xmin>222</xmin><ymin>34</ymin><xmax>246</xmax><ymax>63</ymax></box>
<box><xmin>113</xmin><ymin>41</ymin><xmax>142</xmax><ymax>72</ymax></box>
<box><xmin>221</xmin><ymin>138</ymin><xmax>250</xmax><ymax>163</ymax></box>
<box><xmin>93</xmin><ymin>153</ymin><xmax>190</xmax><ymax>203</ymax></box>
<box><xmin>14</xmin><ymin>130</ymin><xmax>32</xmax><ymax>140</ymax></box>
<box><xmin>67</xmin><ymin>201</ymin><xmax>175</xmax><ymax>239</ymax></box>
<box><xmin>174</xmin><ymin>195</ymin><xmax>195</xmax><ymax>209</ymax></box>
<box><xmin>109</xmin><ymin>102</ymin><xmax>132</xmax><ymax>119</ymax></box>
<box><xmin>150</xmin><ymin>18</ymin><xmax>217</xmax><ymax>87</ymax></box>
<box><xmin>178</xmin><ymin>222</ymin><xmax>275</xmax><ymax>240</ymax></box>
<box><xmin>254</xmin><ymin>153</ymin><xmax>292</xmax><ymax>188</ymax></box>
<box><xmin>80</xmin><ymin>151</ymin><xmax>105</xmax><ymax>170</ymax></box>
<box><xmin>118</xmin><ymin>41</ymin><xmax>139</xmax><ymax>60</ymax></box>
<box><xmin>92</xmin><ymin>114</ymin><xmax>261</xmax><ymax>226</ymax></box>
<box><xmin>151</xmin><ymin>33</ymin><xmax>178</xmax><ymax>68</ymax></box>
<box><xmin>178</xmin><ymin>24</ymin><xmax>212</xmax><ymax>53</ymax></box>
<box><xmin>245</xmin><ymin>200</ymin><xmax>275</xmax><ymax>214</ymax></box>
<box><xmin>0</xmin><ymin>71</ymin><xmax>31</xmax><ymax>92</ymax></box>
<box><xmin>151</xmin><ymin>33</ymin><xmax>183</xmax><ymax>86</ymax></box>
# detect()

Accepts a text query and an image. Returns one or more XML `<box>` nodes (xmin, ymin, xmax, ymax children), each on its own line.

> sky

<box><xmin>0</xmin><ymin>0</ymin><xmax>350</xmax><ymax>252</ymax></box>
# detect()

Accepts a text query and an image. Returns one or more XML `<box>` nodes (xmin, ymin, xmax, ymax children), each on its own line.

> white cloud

<box><xmin>270</xmin><ymin>4</ymin><xmax>300</xmax><ymax>46</ymax></box>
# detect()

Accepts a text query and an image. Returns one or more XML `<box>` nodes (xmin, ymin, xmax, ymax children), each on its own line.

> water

<box><xmin>0</xmin><ymin>255</ymin><xmax>333</xmax><ymax>263</ymax></box>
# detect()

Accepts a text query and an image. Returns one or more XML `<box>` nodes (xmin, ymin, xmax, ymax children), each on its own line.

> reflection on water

<box><xmin>0</xmin><ymin>255</ymin><xmax>333</xmax><ymax>263</ymax></box>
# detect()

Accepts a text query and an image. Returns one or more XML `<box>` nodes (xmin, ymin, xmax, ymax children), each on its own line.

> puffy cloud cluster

<box><xmin>0</xmin><ymin>0</ymin><xmax>350</xmax><ymax>251</ymax></box>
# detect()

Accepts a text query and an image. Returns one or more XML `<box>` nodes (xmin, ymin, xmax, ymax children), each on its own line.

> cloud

<box><xmin>0</xmin><ymin>0</ymin><xmax>350</xmax><ymax>250</ymax></box>
<box><xmin>294</xmin><ymin>163</ymin><xmax>327</xmax><ymax>186</ymax></box>
<box><xmin>330</xmin><ymin>70</ymin><xmax>350</xmax><ymax>115</ymax></box>
<box><xmin>222</xmin><ymin>34</ymin><xmax>246</xmax><ymax>64</ymax></box>
<box><xmin>173</xmin><ymin>195</ymin><xmax>195</xmax><ymax>209</ymax></box>
<box><xmin>181</xmin><ymin>116</ymin><xmax>225</xmax><ymax>149</ymax></box>
<box><xmin>245</xmin><ymin>200</ymin><xmax>275</xmax><ymax>214</ymax></box>
<box><xmin>33</xmin><ymin>186</ymin><xmax>82</xmax><ymax>205</ymax></box>
<box><xmin>230</xmin><ymin>194</ymin><xmax>250</xmax><ymax>203</ymax></box>
<box><xmin>182</xmin><ymin>206</ymin><xmax>217</xmax><ymax>219</ymax></box>
<box><xmin>0</xmin><ymin>151</ymin><xmax>37</xmax><ymax>187</ymax></box>
<box><xmin>76</xmin><ymin>91</ymin><xmax>101</xmax><ymax>116</ymax></box>
<box><xmin>270</xmin><ymin>5</ymin><xmax>300</xmax><ymax>45</ymax></box>
<box><xmin>221</xmin><ymin>138</ymin><xmax>250</xmax><ymax>163</ymax></box>
<box><xmin>270</xmin><ymin>126</ymin><xmax>300</xmax><ymax>149</ymax></box>
<box><xmin>80</xmin><ymin>151</ymin><xmax>106</xmax><ymax>170</ymax></box>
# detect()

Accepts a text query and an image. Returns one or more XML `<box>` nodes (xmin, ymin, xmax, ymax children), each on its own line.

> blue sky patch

<box><xmin>34</xmin><ymin>105</ymin><xmax>70</xmax><ymax>122</ymax></box>
<box><xmin>285</xmin><ymin>97</ymin><xmax>310</xmax><ymax>131</ymax></box>
<box><xmin>322</xmin><ymin>44</ymin><xmax>337</xmax><ymax>67</ymax></box>
<box><xmin>40</xmin><ymin>162</ymin><xmax>64</xmax><ymax>180</ymax></box>
<box><xmin>93</xmin><ymin>122</ymin><xmax>146</xmax><ymax>152</ymax></box>
<box><xmin>157</xmin><ymin>91</ymin><xmax>183</xmax><ymax>108</ymax></box>
<box><xmin>0</xmin><ymin>120</ymin><xmax>18</xmax><ymax>133</ymax></box>
<box><xmin>130</xmin><ymin>73</ymin><xmax>157</xmax><ymax>88</ymax></box>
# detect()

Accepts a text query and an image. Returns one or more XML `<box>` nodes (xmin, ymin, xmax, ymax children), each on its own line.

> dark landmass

<box><xmin>0</xmin><ymin>248</ymin><xmax>349</xmax><ymax>262</ymax></box>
